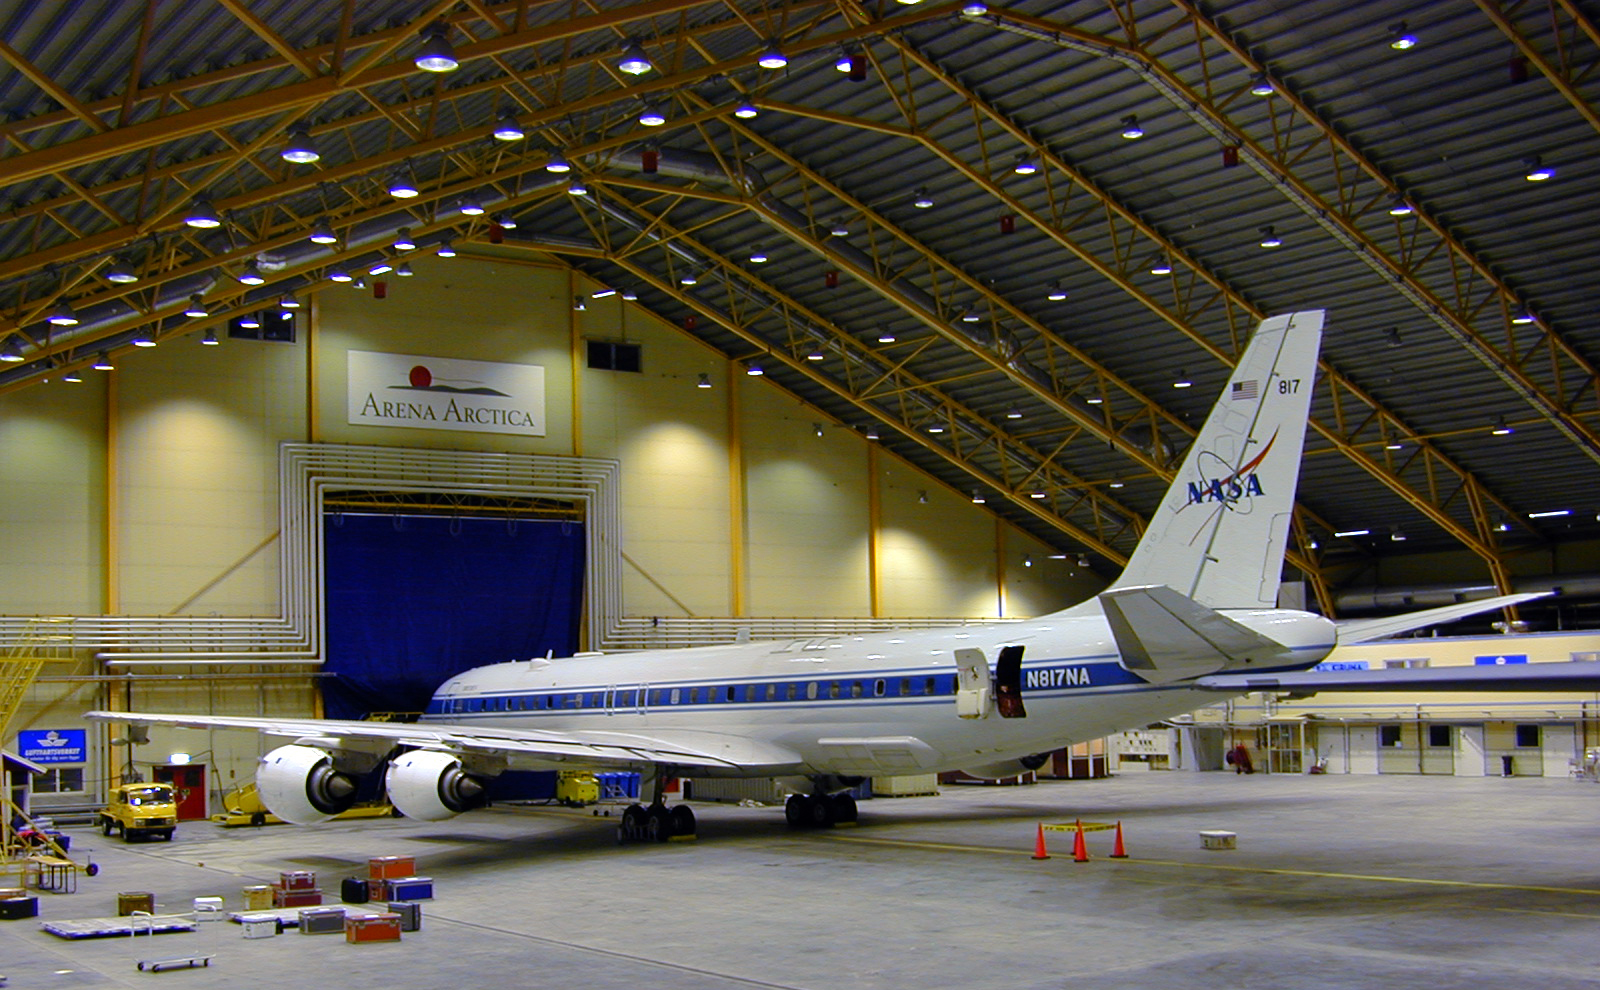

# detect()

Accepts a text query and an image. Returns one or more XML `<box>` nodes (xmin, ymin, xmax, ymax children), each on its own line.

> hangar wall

<box><xmin>1</xmin><ymin>253</ymin><xmax>1097</xmax><ymax>805</ymax></box>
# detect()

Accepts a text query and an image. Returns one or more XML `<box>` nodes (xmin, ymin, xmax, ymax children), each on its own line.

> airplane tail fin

<box><xmin>1100</xmin><ymin>585</ymin><xmax>1303</xmax><ymax>684</ymax></box>
<box><xmin>1113</xmin><ymin>310</ymin><xmax>1325</xmax><ymax>610</ymax></box>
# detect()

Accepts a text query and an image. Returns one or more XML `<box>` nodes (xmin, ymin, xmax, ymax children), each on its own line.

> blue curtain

<box><xmin>322</xmin><ymin>514</ymin><xmax>585</xmax><ymax>720</ymax></box>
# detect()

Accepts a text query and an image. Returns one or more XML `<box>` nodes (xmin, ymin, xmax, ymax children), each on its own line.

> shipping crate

<box><xmin>340</xmin><ymin>877</ymin><xmax>369</xmax><ymax>904</ymax></box>
<box><xmin>384</xmin><ymin>876</ymin><xmax>433</xmax><ymax>901</ymax></box>
<box><xmin>193</xmin><ymin>896</ymin><xmax>224</xmax><ymax>921</ymax></box>
<box><xmin>272</xmin><ymin>885</ymin><xmax>323</xmax><ymax>908</ymax></box>
<box><xmin>1199</xmin><ymin>830</ymin><xmax>1237</xmax><ymax>850</ymax></box>
<box><xmin>366</xmin><ymin>878</ymin><xmax>386</xmax><ymax>902</ymax></box>
<box><xmin>278</xmin><ymin>870</ymin><xmax>316</xmax><ymax>891</ymax></box>
<box><xmin>0</xmin><ymin>896</ymin><xmax>39</xmax><ymax>920</ymax></box>
<box><xmin>0</xmin><ymin>887</ymin><xmax>26</xmax><ymax>899</ymax></box>
<box><xmin>117</xmin><ymin>891</ymin><xmax>155</xmax><ymax>916</ymax></box>
<box><xmin>298</xmin><ymin>907</ymin><xmax>347</xmax><ymax>935</ymax></box>
<box><xmin>345</xmin><ymin>912</ymin><xmax>402</xmax><ymax>944</ymax></box>
<box><xmin>241</xmin><ymin>885</ymin><xmax>273</xmax><ymax>910</ymax></box>
<box><xmin>239</xmin><ymin>914</ymin><xmax>279</xmax><ymax>939</ymax></box>
<box><xmin>368</xmin><ymin>856</ymin><xmax>415</xmax><ymax>880</ymax></box>
<box><xmin>385</xmin><ymin>901</ymin><xmax>421</xmax><ymax>932</ymax></box>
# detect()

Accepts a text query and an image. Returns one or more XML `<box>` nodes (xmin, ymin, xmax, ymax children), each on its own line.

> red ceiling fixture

<box><xmin>999</xmin><ymin>214</ymin><xmax>1015</xmax><ymax>234</ymax></box>
<box><xmin>825</xmin><ymin>270</ymin><xmax>839</xmax><ymax>288</ymax></box>
<box><xmin>1222</xmin><ymin>145</ymin><xmax>1240</xmax><ymax>168</ymax></box>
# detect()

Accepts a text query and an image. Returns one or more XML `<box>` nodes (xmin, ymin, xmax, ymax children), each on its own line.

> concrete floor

<box><xmin>4</xmin><ymin>772</ymin><xmax>1600</xmax><ymax>989</ymax></box>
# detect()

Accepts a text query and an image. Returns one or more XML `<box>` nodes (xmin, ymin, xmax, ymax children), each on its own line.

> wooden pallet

<box><xmin>41</xmin><ymin>915</ymin><xmax>196</xmax><ymax>939</ymax></box>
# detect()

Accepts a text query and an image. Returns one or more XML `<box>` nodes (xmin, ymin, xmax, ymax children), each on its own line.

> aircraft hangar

<box><xmin>2</xmin><ymin>2</ymin><xmax>1600</xmax><ymax>987</ymax></box>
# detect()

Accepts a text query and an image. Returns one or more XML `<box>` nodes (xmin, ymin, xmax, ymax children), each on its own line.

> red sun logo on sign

<box><xmin>408</xmin><ymin>365</ymin><xmax>432</xmax><ymax>388</ymax></box>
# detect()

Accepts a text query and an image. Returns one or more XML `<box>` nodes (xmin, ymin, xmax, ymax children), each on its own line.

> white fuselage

<box><xmin>422</xmin><ymin>606</ymin><xmax>1336</xmax><ymax>779</ymax></box>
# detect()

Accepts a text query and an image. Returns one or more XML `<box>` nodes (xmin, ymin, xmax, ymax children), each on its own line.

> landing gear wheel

<box><xmin>621</xmin><ymin>804</ymin><xmax>646</xmax><ymax>833</ymax></box>
<box><xmin>807</xmin><ymin>794</ymin><xmax>834</xmax><ymax>828</ymax></box>
<box><xmin>829</xmin><ymin>793</ymin><xmax>858</xmax><ymax>824</ymax></box>
<box><xmin>670</xmin><ymin>804</ymin><xmax>696</xmax><ymax>837</ymax></box>
<box><xmin>644</xmin><ymin>804</ymin><xmax>673</xmax><ymax>842</ymax></box>
<box><xmin>785</xmin><ymin>795</ymin><xmax>811</xmax><ymax>829</ymax></box>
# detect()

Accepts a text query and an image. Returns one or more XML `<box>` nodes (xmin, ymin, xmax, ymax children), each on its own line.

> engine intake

<box><xmin>384</xmin><ymin>750</ymin><xmax>488</xmax><ymax>821</ymax></box>
<box><xmin>256</xmin><ymin>744</ymin><xmax>358</xmax><ymax>825</ymax></box>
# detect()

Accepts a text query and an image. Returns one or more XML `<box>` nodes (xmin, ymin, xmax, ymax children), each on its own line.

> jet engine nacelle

<box><xmin>384</xmin><ymin>750</ymin><xmax>488</xmax><ymax>821</ymax></box>
<box><xmin>256</xmin><ymin>744</ymin><xmax>359</xmax><ymax>825</ymax></box>
<box><xmin>958</xmin><ymin>752</ymin><xmax>1052</xmax><ymax>780</ymax></box>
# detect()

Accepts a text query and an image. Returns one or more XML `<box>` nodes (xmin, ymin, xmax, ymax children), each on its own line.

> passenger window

<box><xmin>574</xmin><ymin>694</ymin><xmax>584</xmax><ymax>709</ymax></box>
<box><xmin>828</xmin><ymin>682</ymin><xmax>840</xmax><ymax>699</ymax></box>
<box><xmin>850</xmin><ymin>682</ymin><xmax>862</xmax><ymax>698</ymax></box>
<box><xmin>727</xmin><ymin>685</ymin><xmax>737</xmax><ymax>702</ymax></box>
<box><xmin>786</xmin><ymin>684</ymin><xmax>797</xmax><ymax>700</ymax></box>
<box><xmin>874</xmin><ymin>679</ymin><xmax>886</xmax><ymax>697</ymax></box>
<box><xmin>766</xmin><ymin>684</ymin><xmax>776</xmax><ymax>701</ymax></box>
<box><xmin>689</xmin><ymin>687</ymin><xmax>699</xmax><ymax>704</ymax></box>
<box><xmin>670</xmin><ymin>688</ymin><xmax>681</xmax><ymax>705</ymax></box>
<box><xmin>925</xmin><ymin>677</ymin><xmax>936</xmax><ymax>695</ymax></box>
<box><xmin>806</xmin><ymin>682</ymin><xmax>818</xmax><ymax>700</ymax></box>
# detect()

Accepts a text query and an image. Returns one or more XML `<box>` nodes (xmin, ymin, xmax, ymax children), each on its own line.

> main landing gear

<box><xmin>617</xmin><ymin>769</ymin><xmax>696</xmax><ymax>843</ymax></box>
<box><xmin>784</xmin><ymin>791</ymin><xmax>857</xmax><ymax>829</ymax></box>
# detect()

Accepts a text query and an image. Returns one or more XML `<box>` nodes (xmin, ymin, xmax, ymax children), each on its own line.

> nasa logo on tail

<box><xmin>1182</xmin><ymin>430</ymin><xmax>1278</xmax><ymax>508</ymax></box>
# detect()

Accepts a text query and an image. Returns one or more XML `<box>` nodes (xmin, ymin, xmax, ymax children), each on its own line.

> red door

<box><xmin>152</xmin><ymin>764</ymin><xmax>208</xmax><ymax>821</ymax></box>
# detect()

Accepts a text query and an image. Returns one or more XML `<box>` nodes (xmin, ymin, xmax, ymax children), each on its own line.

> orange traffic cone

<box><xmin>1109</xmin><ymin>820</ymin><xmax>1129</xmax><ymax>859</ymax></box>
<box><xmin>1031</xmin><ymin>823</ymin><xmax>1050</xmax><ymax>860</ymax></box>
<box><xmin>1072</xmin><ymin>819</ymin><xmax>1089</xmax><ymax>862</ymax></box>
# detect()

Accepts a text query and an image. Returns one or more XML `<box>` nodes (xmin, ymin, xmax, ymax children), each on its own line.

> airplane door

<box><xmin>637</xmin><ymin>683</ymin><xmax>649</xmax><ymax>715</ymax></box>
<box><xmin>994</xmin><ymin>645</ymin><xmax>1026</xmax><ymax>719</ymax></box>
<box><xmin>954</xmin><ymin>648</ymin><xmax>992</xmax><ymax>719</ymax></box>
<box><xmin>604</xmin><ymin>685</ymin><xmax>616</xmax><ymax>715</ymax></box>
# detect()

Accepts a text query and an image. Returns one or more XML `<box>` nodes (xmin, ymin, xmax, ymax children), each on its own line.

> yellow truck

<box><xmin>98</xmin><ymin>782</ymin><xmax>178</xmax><ymax>841</ymax></box>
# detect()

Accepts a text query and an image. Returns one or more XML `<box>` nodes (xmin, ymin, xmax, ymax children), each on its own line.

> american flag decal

<box><xmin>1231</xmin><ymin>379</ymin><xmax>1260</xmax><ymax>401</ymax></box>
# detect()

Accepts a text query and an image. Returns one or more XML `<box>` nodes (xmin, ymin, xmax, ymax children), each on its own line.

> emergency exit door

<box><xmin>152</xmin><ymin>764</ymin><xmax>207</xmax><ymax>821</ymax></box>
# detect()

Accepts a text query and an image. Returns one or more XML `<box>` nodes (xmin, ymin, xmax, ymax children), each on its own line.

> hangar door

<box><xmin>322</xmin><ymin>493</ymin><xmax>586</xmax><ymax>720</ymax></box>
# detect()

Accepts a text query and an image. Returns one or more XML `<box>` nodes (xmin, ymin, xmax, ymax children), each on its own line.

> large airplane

<box><xmin>87</xmin><ymin>310</ymin><xmax>1600</xmax><ymax>841</ymax></box>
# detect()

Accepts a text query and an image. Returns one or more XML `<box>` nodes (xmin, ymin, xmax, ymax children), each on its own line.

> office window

<box><xmin>1385</xmin><ymin>658</ymin><xmax>1429</xmax><ymax>669</ymax></box>
<box><xmin>32</xmin><ymin>768</ymin><xmax>84</xmax><ymax>794</ymax></box>
<box><xmin>1379</xmin><ymin>724</ymin><xmax>1403</xmax><ymax>747</ymax></box>
<box><xmin>1428</xmin><ymin>725</ymin><xmax>1452</xmax><ymax>747</ymax></box>
<box><xmin>1515</xmin><ymin>724</ymin><xmax>1541</xmax><ymax>747</ymax></box>
<box><xmin>586</xmin><ymin>340</ymin><xmax>642</xmax><ymax>373</ymax></box>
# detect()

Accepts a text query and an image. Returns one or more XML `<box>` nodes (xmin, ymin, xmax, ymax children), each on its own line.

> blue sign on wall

<box><xmin>17</xmin><ymin>728</ymin><xmax>86</xmax><ymax>764</ymax></box>
<box><xmin>1475</xmin><ymin>654</ymin><xmax>1529</xmax><ymax>666</ymax></box>
<box><xmin>1313</xmin><ymin>660</ymin><xmax>1370</xmax><ymax>672</ymax></box>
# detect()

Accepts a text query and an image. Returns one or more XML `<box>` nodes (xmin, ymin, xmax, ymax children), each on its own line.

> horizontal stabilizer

<box><xmin>1101</xmin><ymin>585</ymin><xmax>1285</xmax><ymax>684</ymax></box>
<box><xmin>1335</xmin><ymin>592</ymin><xmax>1551</xmax><ymax>645</ymax></box>
<box><xmin>1196</xmin><ymin>660</ymin><xmax>1600</xmax><ymax>695</ymax></box>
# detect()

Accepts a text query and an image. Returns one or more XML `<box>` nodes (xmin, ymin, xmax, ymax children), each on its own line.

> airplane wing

<box><xmin>1334</xmin><ymin>592</ymin><xmax>1550</xmax><ymax>644</ymax></box>
<box><xmin>82</xmin><ymin>710</ymin><xmax>805</xmax><ymax>774</ymax></box>
<box><xmin>1194</xmin><ymin>659</ymin><xmax>1600</xmax><ymax>695</ymax></box>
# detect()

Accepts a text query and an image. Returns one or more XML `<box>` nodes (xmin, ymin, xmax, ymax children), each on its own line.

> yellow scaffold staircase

<box><xmin>2</xmin><ymin>619</ymin><xmax>79</xmax><ymax>879</ymax></box>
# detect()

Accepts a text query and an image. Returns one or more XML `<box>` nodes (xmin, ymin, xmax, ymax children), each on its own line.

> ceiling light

<box><xmin>749</xmin><ymin>245</ymin><xmax>768</xmax><ymax>263</ymax></box>
<box><xmin>1385</xmin><ymin>441</ymin><xmax>1404</xmax><ymax>450</ymax></box>
<box><xmin>1258</xmin><ymin>225</ymin><xmax>1282</xmax><ymax>248</ymax></box>
<box><xmin>458</xmin><ymin>195</ymin><xmax>485</xmax><ymax>215</ymax></box>
<box><xmin>369</xmin><ymin>261</ymin><xmax>393</xmax><ymax>276</ymax></box>
<box><xmin>745</xmin><ymin>361</ymin><xmax>764</xmax><ymax>376</ymax></box>
<box><xmin>278</xmin><ymin>308</ymin><xmax>294</xmax><ymax>320</ymax></box>
<box><xmin>1013</xmin><ymin>154</ymin><xmax>1038</xmax><ymax>175</ymax></box>
<box><xmin>492</xmin><ymin>112</ymin><xmax>525</xmax><ymax>141</ymax></box>
<box><xmin>92</xmin><ymin>352</ymin><xmax>113</xmax><ymax>371</ymax></box>
<box><xmin>1491</xmin><ymin>416</ymin><xmax>1514</xmax><ymax>436</ymax></box>
<box><xmin>309</xmin><ymin>218</ymin><xmax>338</xmax><ymax>244</ymax></box>
<box><xmin>1388</xmin><ymin>21</ymin><xmax>1417</xmax><ymax>50</ymax></box>
<box><xmin>62</xmin><ymin>368</ymin><xmax>82</xmax><ymax>382</ymax></box>
<box><xmin>237</xmin><ymin>261</ymin><xmax>265</xmax><ymax>285</ymax></box>
<box><xmin>393</xmin><ymin>228</ymin><xmax>417</xmax><ymax>251</ymax></box>
<box><xmin>387</xmin><ymin>171</ymin><xmax>419</xmax><ymax>198</ymax></box>
<box><xmin>758</xmin><ymin>41</ymin><xmax>788</xmax><ymax>69</ymax></box>
<box><xmin>183</xmin><ymin>294</ymin><xmax>208</xmax><ymax>317</ymax></box>
<box><xmin>565</xmin><ymin>178</ymin><xmax>588</xmax><ymax>196</ymax></box>
<box><xmin>1023</xmin><ymin>555</ymin><xmax>1033</xmax><ymax>567</ymax></box>
<box><xmin>47</xmin><ymin>301</ymin><xmax>79</xmax><ymax>326</ymax></box>
<box><xmin>806</xmin><ymin>347</ymin><xmax>825</xmax><ymax>361</ymax></box>
<box><xmin>279</xmin><ymin>123</ymin><xmax>320</xmax><ymax>163</ymax></box>
<box><xmin>835</xmin><ymin>49</ymin><xmax>856</xmax><ymax>73</ymax></box>
<box><xmin>1528</xmin><ymin>509</ymin><xmax>1571</xmax><ymax>519</ymax></box>
<box><xmin>1523</xmin><ymin>155</ymin><xmax>1554</xmax><ymax>181</ymax></box>
<box><xmin>1334</xmin><ymin>529</ymin><xmax>1370</xmax><ymax>538</ymax></box>
<box><xmin>202</xmin><ymin>328</ymin><xmax>220</xmax><ymax>345</ymax></box>
<box><xmin>638</xmin><ymin>104</ymin><xmax>667</xmax><ymax>127</ymax></box>
<box><xmin>877</xmin><ymin>332</ymin><xmax>897</xmax><ymax>343</ymax></box>
<box><xmin>1512</xmin><ymin>307</ymin><xmax>1537</xmax><ymax>325</ymax></box>
<box><xmin>1388</xmin><ymin>196</ymin><xmax>1413</xmax><ymax>216</ymax></box>
<box><xmin>105</xmin><ymin>256</ymin><xmax>139</xmax><ymax>283</ymax></box>
<box><xmin>238</xmin><ymin>314</ymin><xmax>260</xmax><ymax>329</ymax></box>
<box><xmin>1046</xmin><ymin>281</ymin><xmax>1067</xmax><ymax>301</ymax></box>
<box><xmin>733</xmin><ymin>102</ymin><xmax>759</xmax><ymax>119</ymax></box>
<box><xmin>396</xmin><ymin>262</ymin><xmax>414</xmax><ymax>277</ymax></box>
<box><xmin>0</xmin><ymin>337</ymin><xmax>22</xmax><ymax>362</ymax></box>
<box><xmin>132</xmin><ymin>329</ymin><xmax>156</xmax><ymax>347</ymax></box>
<box><xmin>414</xmin><ymin>22</ymin><xmax>458</xmax><ymax>72</ymax></box>
<box><xmin>1085</xmin><ymin>394</ymin><xmax>1103</xmax><ymax>405</ymax></box>
<box><xmin>1173</xmin><ymin>369</ymin><xmax>1193</xmax><ymax>388</ymax></box>
<box><xmin>592</xmin><ymin>288</ymin><xmax>617</xmax><ymax>299</ymax></box>
<box><xmin>353</xmin><ymin>277</ymin><xmax>366</xmax><ymax>289</ymax></box>
<box><xmin>1390</xmin><ymin>528</ymin><xmax>1407</xmax><ymax>542</ymax></box>
<box><xmin>927</xmin><ymin>424</ymin><xmax>945</xmax><ymax>433</ymax></box>
<box><xmin>617</xmin><ymin>40</ymin><xmax>653</xmax><ymax>76</ymax></box>
<box><xmin>912</xmin><ymin>187</ymin><xmax>933</xmax><ymax>208</ymax></box>
<box><xmin>829</xmin><ymin>219</ymin><xmax>849</xmax><ymax>237</ymax></box>
<box><xmin>696</xmin><ymin>373</ymin><xmax>712</xmax><ymax>388</ymax></box>
<box><xmin>960</xmin><ymin>308</ymin><xmax>981</xmax><ymax>323</ymax></box>
<box><xmin>1005</xmin><ymin>406</ymin><xmax>1023</xmax><ymax>419</ymax></box>
<box><xmin>864</xmin><ymin>425</ymin><xmax>880</xmax><ymax>440</ymax></box>
<box><xmin>1249</xmin><ymin>73</ymin><xmax>1274</xmax><ymax>97</ymax></box>
<box><xmin>971</xmin><ymin>491</ymin><xmax>985</xmax><ymax>504</ymax></box>
<box><xmin>961</xmin><ymin>2</ymin><xmax>989</xmax><ymax>13</ymax></box>
<box><xmin>573</xmin><ymin>295</ymin><xmax>586</xmax><ymax>311</ymax></box>
<box><xmin>621</xmin><ymin>288</ymin><xmax>638</xmax><ymax>301</ymax></box>
<box><xmin>815</xmin><ymin>423</ymin><xmax>827</xmax><ymax>437</ymax></box>
<box><xmin>328</xmin><ymin>267</ymin><xmax>352</xmax><ymax>283</ymax></box>
<box><xmin>680</xmin><ymin>271</ymin><xmax>699</xmax><ymax>286</ymax></box>
<box><xmin>436</xmin><ymin>239</ymin><xmax>456</xmax><ymax>258</ymax></box>
<box><xmin>492</xmin><ymin>212</ymin><xmax>517</xmax><ymax>229</ymax></box>
<box><xmin>1030</xmin><ymin>491</ymin><xmax>1047</xmax><ymax>499</ymax></box>
<box><xmin>184</xmin><ymin>197</ymin><xmax>222</xmax><ymax>228</ymax></box>
<box><xmin>1108</xmin><ymin>477</ymin><xmax>1124</xmax><ymax>488</ymax></box>
<box><xmin>1120</xmin><ymin>114</ymin><xmax>1144</xmax><ymax>139</ymax></box>
<box><xmin>1150</xmin><ymin>254</ymin><xmax>1172</xmax><ymax>275</ymax></box>
<box><xmin>545</xmin><ymin>154</ymin><xmax>572</xmax><ymax>174</ymax></box>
